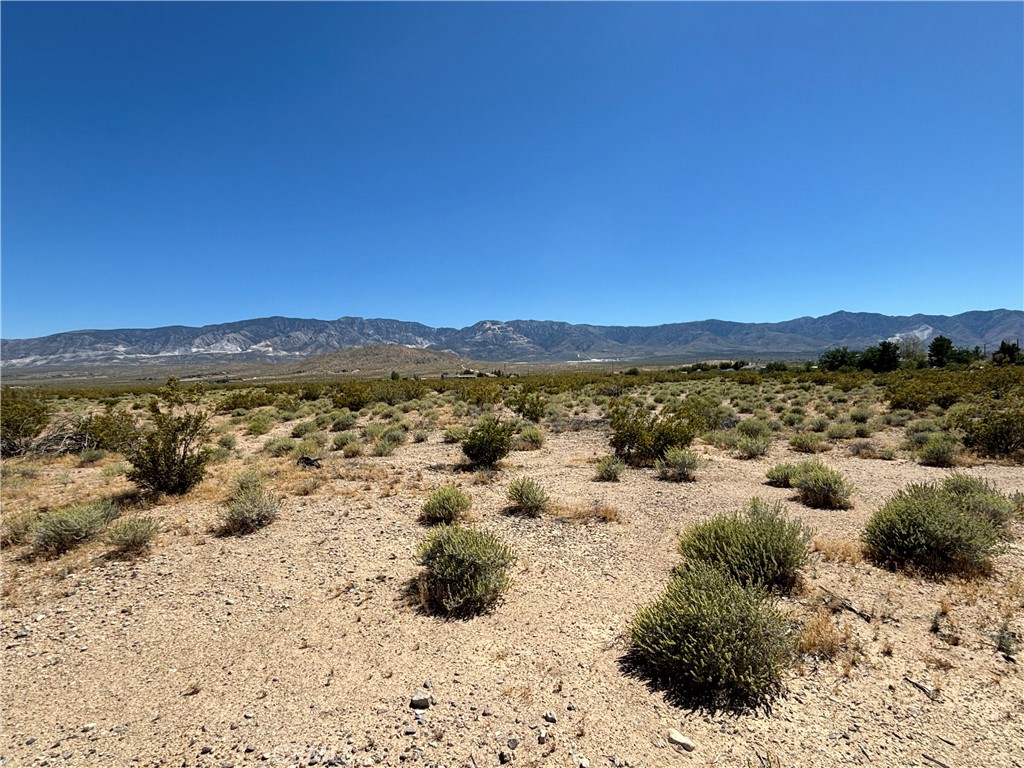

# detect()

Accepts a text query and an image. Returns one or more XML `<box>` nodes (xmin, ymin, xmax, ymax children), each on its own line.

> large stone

<box><xmin>410</xmin><ymin>689</ymin><xmax>433</xmax><ymax>709</ymax></box>
<box><xmin>668</xmin><ymin>729</ymin><xmax>696</xmax><ymax>751</ymax></box>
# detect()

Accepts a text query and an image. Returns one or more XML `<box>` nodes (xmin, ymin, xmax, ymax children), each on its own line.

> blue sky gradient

<box><xmin>2</xmin><ymin>2</ymin><xmax>1022</xmax><ymax>339</ymax></box>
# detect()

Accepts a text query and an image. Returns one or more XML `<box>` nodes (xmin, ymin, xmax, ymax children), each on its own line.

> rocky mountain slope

<box><xmin>2</xmin><ymin>309</ymin><xmax>1021</xmax><ymax>369</ymax></box>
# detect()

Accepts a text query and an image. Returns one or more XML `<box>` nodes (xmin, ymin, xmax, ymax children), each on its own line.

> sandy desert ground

<box><xmin>2</xmin><ymin>386</ymin><xmax>1022</xmax><ymax>768</ymax></box>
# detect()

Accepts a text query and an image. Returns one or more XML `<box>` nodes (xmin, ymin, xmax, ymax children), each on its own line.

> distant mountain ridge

<box><xmin>2</xmin><ymin>310</ymin><xmax>1021</xmax><ymax>369</ymax></box>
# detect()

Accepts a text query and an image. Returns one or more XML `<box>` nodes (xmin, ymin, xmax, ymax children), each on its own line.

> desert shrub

<box><xmin>372</xmin><ymin>437</ymin><xmax>398</xmax><ymax>456</ymax></box>
<box><xmin>849</xmin><ymin>405</ymin><xmax>873</xmax><ymax>424</ymax></box>
<box><xmin>416</xmin><ymin>525</ymin><xmax>515</xmax><ymax>617</ymax></box>
<box><xmin>629</xmin><ymin>563</ymin><xmax>792</xmax><ymax>711</ymax></box>
<box><xmin>795</xmin><ymin>464</ymin><xmax>854</xmax><ymax>509</ymax></box>
<box><xmin>883</xmin><ymin>409</ymin><xmax>915</xmax><ymax>427</ymax></box>
<box><xmin>380</xmin><ymin>424</ymin><xmax>409</xmax><ymax>444</ymax></box>
<box><xmin>506</xmin><ymin>389</ymin><xmax>547</xmax><ymax>423</ymax></box>
<box><xmin>766</xmin><ymin>461</ymin><xmax>806</xmax><ymax>488</ymax></box>
<box><xmin>126</xmin><ymin>390</ymin><xmax>212</xmax><ymax>495</ymax></box>
<box><xmin>442</xmin><ymin>424</ymin><xmax>470</xmax><ymax>444</ymax></box>
<box><xmin>291</xmin><ymin>420</ymin><xmax>319</xmax><ymax>438</ymax></box>
<box><xmin>737</xmin><ymin>419</ymin><xmax>772</xmax><ymax>440</ymax></box>
<box><xmin>342</xmin><ymin>441</ymin><xmax>363</xmax><ymax>458</ymax></box>
<box><xmin>332</xmin><ymin>431</ymin><xmax>357</xmax><ymax>450</ymax></box>
<box><xmin>806</xmin><ymin>416</ymin><xmax>829</xmax><ymax>433</ymax></box>
<box><xmin>514</xmin><ymin>425</ymin><xmax>545</xmax><ymax>451</ymax></box>
<box><xmin>918</xmin><ymin>433</ymin><xmax>959</xmax><ymax>467</ymax></box>
<box><xmin>0</xmin><ymin>387</ymin><xmax>50</xmax><ymax>456</ymax></box>
<box><xmin>940</xmin><ymin>473</ymin><xmax>1015</xmax><ymax>531</ymax></box>
<box><xmin>608</xmin><ymin>397</ymin><xmax>712</xmax><ymax>467</ymax></box>
<box><xmin>789</xmin><ymin>432</ymin><xmax>827</xmax><ymax>454</ymax></box>
<box><xmin>0</xmin><ymin>510</ymin><xmax>39</xmax><ymax>546</ymax></box>
<box><xmin>331</xmin><ymin>411</ymin><xmax>358</xmax><ymax>432</ymax></box>
<box><xmin>781</xmin><ymin>410</ymin><xmax>805</xmax><ymax>428</ymax></box>
<box><xmin>264</xmin><ymin>437</ymin><xmax>296</xmax><ymax>457</ymax></box>
<box><xmin>217</xmin><ymin>434</ymin><xmax>237</xmax><ymax>451</ymax></box>
<box><xmin>462</xmin><ymin>418</ymin><xmax>515</xmax><ymax>467</ymax></box>
<box><xmin>413</xmin><ymin>429</ymin><xmax>429</xmax><ymax>443</ymax></box>
<box><xmin>825</xmin><ymin>421</ymin><xmax>856</xmax><ymax>440</ymax></box>
<box><xmin>656</xmin><ymin>447</ymin><xmax>699</xmax><ymax>482</ymax></box>
<box><xmin>217</xmin><ymin>472</ymin><xmax>279</xmax><ymax>535</ymax></box>
<box><xmin>79</xmin><ymin>448</ymin><xmax>107</xmax><ymax>465</ymax></box>
<box><xmin>594</xmin><ymin>455</ymin><xmax>625</xmax><ymax>482</ymax></box>
<box><xmin>862</xmin><ymin>483</ymin><xmax>1002</xmax><ymax>577</ymax></box>
<box><xmin>105</xmin><ymin>516</ymin><xmax>160</xmax><ymax>556</ymax></box>
<box><xmin>946</xmin><ymin>391</ymin><xmax>1024</xmax><ymax>460</ymax></box>
<box><xmin>33</xmin><ymin>500</ymin><xmax>120</xmax><ymax>555</ymax></box>
<box><xmin>735</xmin><ymin>435</ymin><xmax>771</xmax><ymax>459</ymax></box>
<box><xmin>677</xmin><ymin>498</ymin><xmax>810</xmax><ymax>595</ymax></box>
<box><xmin>82</xmin><ymin>407</ymin><xmax>138</xmax><ymax>452</ymax></box>
<box><xmin>905</xmin><ymin>418</ymin><xmax>942</xmax><ymax>447</ymax></box>
<box><xmin>421</xmin><ymin>485</ymin><xmax>472</xmax><ymax>524</ymax></box>
<box><xmin>246</xmin><ymin>413</ymin><xmax>274</xmax><ymax>436</ymax></box>
<box><xmin>506</xmin><ymin>476</ymin><xmax>550</xmax><ymax>516</ymax></box>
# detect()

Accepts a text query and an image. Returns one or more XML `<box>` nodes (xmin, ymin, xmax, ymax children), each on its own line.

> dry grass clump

<box><xmin>553</xmin><ymin>500</ymin><xmax>620</xmax><ymax>524</ymax></box>
<box><xmin>593</xmin><ymin>455</ymin><xmax>625</xmax><ymax>482</ymax></box>
<box><xmin>655</xmin><ymin>447</ymin><xmax>699</xmax><ymax>482</ymax></box>
<box><xmin>812</xmin><ymin>537</ymin><xmax>864</xmax><ymax>564</ymax></box>
<box><xmin>798</xmin><ymin>608</ymin><xmax>851</xmax><ymax>659</ymax></box>
<box><xmin>0</xmin><ymin>510</ymin><xmax>40</xmax><ymax>546</ymax></box>
<box><xmin>105</xmin><ymin>516</ymin><xmax>160</xmax><ymax>557</ymax></box>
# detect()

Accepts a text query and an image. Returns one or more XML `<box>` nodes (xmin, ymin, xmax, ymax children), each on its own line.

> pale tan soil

<box><xmin>3</xmin><ymin>425</ymin><xmax>1023</xmax><ymax>768</ymax></box>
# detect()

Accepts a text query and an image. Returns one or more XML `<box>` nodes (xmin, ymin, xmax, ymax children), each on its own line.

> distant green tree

<box><xmin>858</xmin><ymin>341</ymin><xmax>900</xmax><ymax>373</ymax></box>
<box><xmin>818</xmin><ymin>347</ymin><xmax>858</xmax><ymax>371</ymax></box>
<box><xmin>928</xmin><ymin>336</ymin><xmax>954</xmax><ymax>368</ymax></box>
<box><xmin>993</xmin><ymin>340</ymin><xmax>1021</xmax><ymax>366</ymax></box>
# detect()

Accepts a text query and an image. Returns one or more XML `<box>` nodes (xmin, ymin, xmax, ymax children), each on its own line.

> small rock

<box><xmin>576</xmin><ymin>757</ymin><xmax>590</xmax><ymax>768</ymax></box>
<box><xmin>423</xmin><ymin>679</ymin><xmax>432</xmax><ymax>689</ymax></box>
<box><xmin>482</xmin><ymin>708</ymin><xmax>493</xmax><ymax>717</ymax></box>
<box><xmin>81</xmin><ymin>724</ymin><xmax>96</xmax><ymax>733</ymax></box>
<box><xmin>26</xmin><ymin>738</ymin><xmax>36</xmax><ymax>746</ymax></box>
<box><xmin>200</xmin><ymin>745</ymin><xmax>213</xmax><ymax>754</ymax></box>
<box><xmin>498</xmin><ymin>751</ymin><xmax>512</xmax><ymax>765</ymax></box>
<box><xmin>507</xmin><ymin>737</ymin><xmax>519</xmax><ymax>750</ymax></box>
<box><xmin>410</xmin><ymin>689</ymin><xmax>433</xmax><ymax>709</ymax></box>
<box><xmin>403</xmin><ymin>728</ymin><xmax>417</xmax><ymax>736</ymax></box>
<box><xmin>537</xmin><ymin>729</ymin><xmax>548</xmax><ymax>745</ymax></box>
<box><xmin>244</xmin><ymin>745</ymin><xmax>256</xmax><ymax>753</ymax></box>
<box><xmin>667</xmin><ymin>730</ymin><xmax>695</xmax><ymax>752</ymax></box>
<box><xmin>542</xmin><ymin>711</ymin><xmax>557</xmax><ymax>724</ymax></box>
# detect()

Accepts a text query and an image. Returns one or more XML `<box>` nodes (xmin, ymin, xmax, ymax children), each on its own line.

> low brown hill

<box><xmin>277</xmin><ymin>344</ymin><xmax>492</xmax><ymax>379</ymax></box>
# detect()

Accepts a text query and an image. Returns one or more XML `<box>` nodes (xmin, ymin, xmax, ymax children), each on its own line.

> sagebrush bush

<box><xmin>0</xmin><ymin>387</ymin><xmax>50</xmax><ymax>456</ymax></box>
<box><xmin>656</xmin><ymin>447</ymin><xmax>699</xmax><ymax>482</ymax></box>
<box><xmin>795</xmin><ymin>464</ymin><xmax>854</xmax><ymax>509</ymax></box>
<box><xmin>421</xmin><ymin>485</ymin><xmax>472</xmax><ymax>524</ymax></box>
<box><xmin>264</xmin><ymin>437</ymin><xmax>296</xmax><ymax>457</ymax></box>
<box><xmin>789</xmin><ymin>432</ymin><xmax>828</xmax><ymax>454</ymax></box>
<box><xmin>0</xmin><ymin>510</ymin><xmax>39</xmax><ymax>546</ymax></box>
<box><xmin>416</xmin><ymin>525</ymin><xmax>516</xmax><ymax>617</ymax></box>
<box><xmin>291</xmin><ymin>420</ymin><xmax>319</xmax><ymax>438</ymax></box>
<box><xmin>462</xmin><ymin>418</ymin><xmax>515</xmax><ymax>467</ymax></box>
<box><xmin>608</xmin><ymin>396</ymin><xmax>716</xmax><ymax>466</ymax></box>
<box><xmin>918</xmin><ymin>433</ymin><xmax>959</xmax><ymax>467</ymax></box>
<box><xmin>33</xmin><ymin>500</ymin><xmax>120</xmax><ymax>555</ymax></box>
<box><xmin>825</xmin><ymin>421</ymin><xmax>857</xmax><ymax>440</ymax></box>
<box><xmin>862</xmin><ymin>483</ymin><xmax>1002</xmax><ymax>577</ymax></box>
<box><xmin>629</xmin><ymin>563</ymin><xmax>792</xmax><ymax>711</ymax></box>
<box><xmin>514</xmin><ymin>425</ymin><xmax>545</xmax><ymax>451</ymax></box>
<box><xmin>677</xmin><ymin>498</ymin><xmax>811</xmax><ymax>594</ymax></box>
<box><xmin>105</xmin><ymin>516</ymin><xmax>160</xmax><ymax>556</ymax></box>
<box><xmin>506</xmin><ymin>389</ymin><xmax>547</xmax><ymax>423</ymax></box>
<box><xmin>737</xmin><ymin>419</ymin><xmax>772</xmax><ymax>440</ymax></box>
<box><xmin>940</xmin><ymin>473</ymin><xmax>1015</xmax><ymax>531</ymax></box>
<box><xmin>442</xmin><ymin>424</ymin><xmax>469</xmax><ymax>444</ymax></box>
<box><xmin>594</xmin><ymin>455</ymin><xmax>625</xmax><ymax>482</ymax></box>
<box><xmin>506</xmin><ymin>476</ymin><xmax>550</xmax><ymax>516</ymax></box>
<box><xmin>735</xmin><ymin>434</ymin><xmax>771</xmax><ymax>459</ymax></box>
<box><xmin>246</xmin><ymin>413</ymin><xmax>274</xmax><ymax>436</ymax></box>
<box><xmin>217</xmin><ymin>472</ymin><xmax>280</xmax><ymax>535</ymax></box>
<box><xmin>946</xmin><ymin>391</ymin><xmax>1024</xmax><ymax>460</ymax></box>
<box><xmin>765</xmin><ymin>459</ymin><xmax>822</xmax><ymax>488</ymax></box>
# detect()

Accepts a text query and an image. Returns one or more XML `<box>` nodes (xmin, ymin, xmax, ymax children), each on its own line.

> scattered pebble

<box><xmin>542</xmin><ymin>711</ymin><xmax>557</xmax><ymax>723</ymax></box>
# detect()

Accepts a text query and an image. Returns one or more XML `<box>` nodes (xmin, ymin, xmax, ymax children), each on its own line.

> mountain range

<box><xmin>2</xmin><ymin>309</ymin><xmax>1021</xmax><ymax>370</ymax></box>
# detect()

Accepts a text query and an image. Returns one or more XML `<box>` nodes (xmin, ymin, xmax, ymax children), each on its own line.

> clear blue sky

<box><xmin>2</xmin><ymin>2</ymin><xmax>1022</xmax><ymax>340</ymax></box>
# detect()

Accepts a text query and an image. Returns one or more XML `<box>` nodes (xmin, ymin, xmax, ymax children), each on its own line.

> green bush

<box><xmin>0</xmin><ymin>387</ymin><xmax>50</xmax><ymax>456</ymax></box>
<box><xmin>656</xmin><ymin>447</ymin><xmax>699</xmax><ymax>482</ymax></box>
<box><xmin>737</xmin><ymin>419</ymin><xmax>772</xmax><ymax>440</ymax></box>
<box><xmin>246</xmin><ymin>413</ymin><xmax>274</xmax><ymax>436</ymax></box>
<box><xmin>421</xmin><ymin>485</ymin><xmax>472</xmax><ymax>524</ymax></box>
<box><xmin>461</xmin><ymin>418</ymin><xmax>515</xmax><ymax>467</ymax></box>
<box><xmin>33</xmin><ymin>500</ymin><xmax>120</xmax><ymax>555</ymax></box>
<box><xmin>677</xmin><ymin>498</ymin><xmax>811</xmax><ymax>595</ymax></box>
<box><xmin>0</xmin><ymin>510</ymin><xmax>39</xmax><ymax>546</ymax></box>
<box><xmin>105</xmin><ymin>516</ymin><xmax>160</xmax><ymax>556</ymax></box>
<box><xmin>608</xmin><ymin>397</ymin><xmax>713</xmax><ymax>467</ymax></box>
<box><xmin>946</xmin><ymin>391</ymin><xmax>1024</xmax><ymax>460</ymax></box>
<box><xmin>735</xmin><ymin>434</ymin><xmax>771</xmax><ymax>459</ymax></box>
<box><xmin>442</xmin><ymin>424</ymin><xmax>470</xmax><ymax>444</ymax></box>
<box><xmin>514</xmin><ymin>425</ymin><xmax>545</xmax><ymax>451</ymax></box>
<box><xmin>82</xmin><ymin>407</ymin><xmax>138</xmax><ymax>452</ymax></box>
<box><xmin>795</xmin><ymin>463</ymin><xmax>854</xmax><ymax>509</ymax></box>
<box><xmin>217</xmin><ymin>434</ymin><xmax>237</xmax><ymax>451</ymax></box>
<box><xmin>789</xmin><ymin>433</ymin><xmax>827</xmax><ymax>454</ymax></box>
<box><xmin>594</xmin><ymin>455</ymin><xmax>625</xmax><ymax>482</ymax></box>
<box><xmin>217</xmin><ymin>472</ymin><xmax>279</xmax><ymax>535</ymax></box>
<box><xmin>506</xmin><ymin>476</ymin><xmax>550</xmax><ymax>516</ymax></box>
<box><xmin>940</xmin><ymin>473</ymin><xmax>1015</xmax><ymax>531</ymax></box>
<box><xmin>506</xmin><ymin>389</ymin><xmax>547</xmax><ymax>423</ymax></box>
<box><xmin>332</xmin><ymin>431</ymin><xmax>357</xmax><ymax>450</ymax></box>
<box><xmin>79</xmin><ymin>448</ymin><xmax>107</xmax><ymax>465</ymax></box>
<box><xmin>825</xmin><ymin>421</ymin><xmax>857</xmax><ymax>440</ymax></box>
<box><xmin>918</xmin><ymin>433</ymin><xmax>959</xmax><ymax>467</ymax></box>
<box><xmin>331</xmin><ymin>411</ymin><xmax>358</xmax><ymax>432</ymax></box>
<box><xmin>264</xmin><ymin>437</ymin><xmax>296</xmax><ymax>457</ymax></box>
<box><xmin>629</xmin><ymin>563</ymin><xmax>792</xmax><ymax>711</ymax></box>
<box><xmin>862</xmin><ymin>483</ymin><xmax>1002</xmax><ymax>577</ymax></box>
<box><xmin>291</xmin><ymin>420</ymin><xmax>320</xmax><ymax>438</ymax></box>
<box><xmin>416</xmin><ymin>525</ymin><xmax>516</xmax><ymax>617</ymax></box>
<box><xmin>126</xmin><ymin>396</ymin><xmax>212</xmax><ymax>496</ymax></box>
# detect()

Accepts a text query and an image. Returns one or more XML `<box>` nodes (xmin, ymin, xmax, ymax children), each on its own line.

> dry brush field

<box><xmin>2</xmin><ymin>371</ymin><xmax>1023</xmax><ymax>768</ymax></box>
